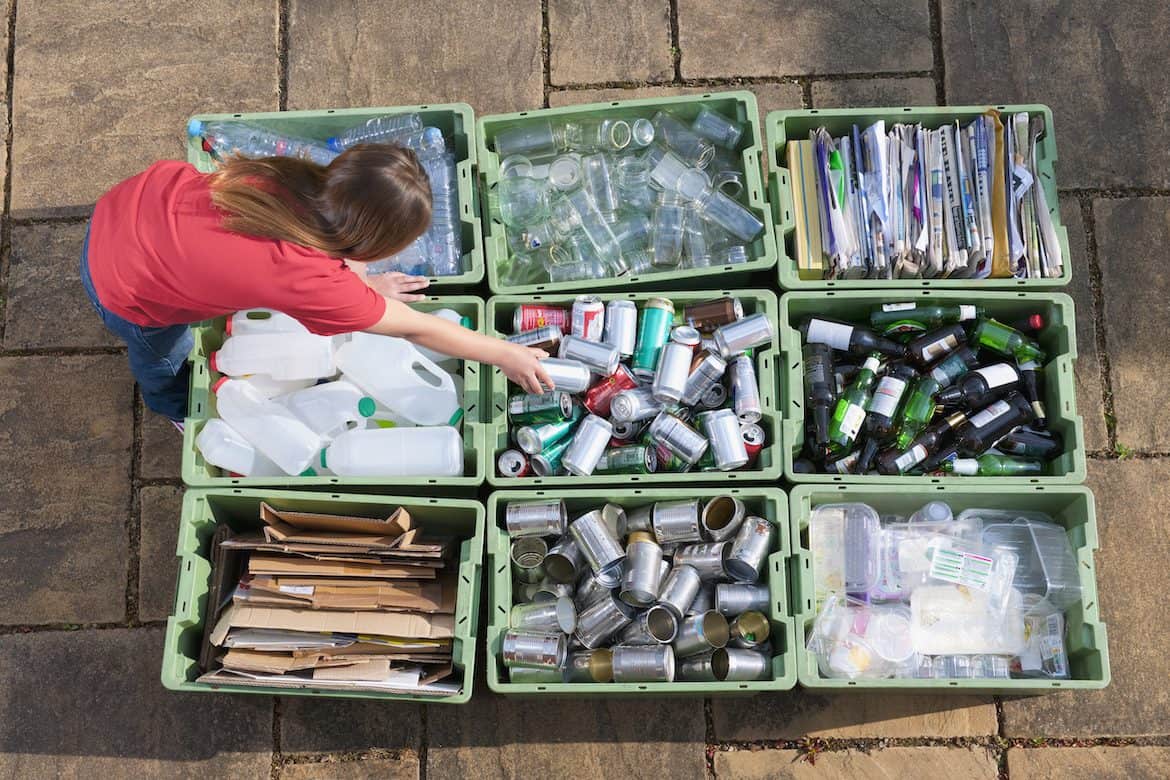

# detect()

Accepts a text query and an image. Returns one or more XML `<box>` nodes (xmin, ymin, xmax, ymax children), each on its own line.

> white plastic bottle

<box><xmin>210</xmin><ymin>332</ymin><xmax>336</xmax><ymax>381</ymax></box>
<box><xmin>320</xmin><ymin>427</ymin><xmax>464</xmax><ymax>477</ymax></box>
<box><xmin>334</xmin><ymin>332</ymin><xmax>459</xmax><ymax>425</ymax></box>
<box><xmin>226</xmin><ymin>309</ymin><xmax>309</xmax><ymax>337</ymax></box>
<box><xmin>278</xmin><ymin>380</ymin><xmax>375</xmax><ymax>440</ymax></box>
<box><xmin>414</xmin><ymin>309</ymin><xmax>472</xmax><ymax>369</ymax></box>
<box><xmin>194</xmin><ymin>418</ymin><xmax>284</xmax><ymax>476</ymax></box>
<box><xmin>212</xmin><ymin>377</ymin><xmax>324</xmax><ymax>476</ymax></box>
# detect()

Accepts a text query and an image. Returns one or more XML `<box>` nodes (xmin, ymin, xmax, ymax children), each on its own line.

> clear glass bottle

<box><xmin>651</xmin><ymin>110</ymin><xmax>716</xmax><ymax>168</ymax></box>
<box><xmin>651</xmin><ymin>191</ymin><xmax>687</xmax><ymax>268</ymax></box>
<box><xmin>691</xmin><ymin>107</ymin><xmax>744</xmax><ymax>149</ymax></box>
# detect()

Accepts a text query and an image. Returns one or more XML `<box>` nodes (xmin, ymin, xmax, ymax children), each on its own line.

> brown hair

<box><xmin>208</xmin><ymin>144</ymin><xmax>432</xmax><ymax>261</ymax></box>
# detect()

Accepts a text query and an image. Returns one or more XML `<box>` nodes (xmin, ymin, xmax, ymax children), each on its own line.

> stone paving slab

<box><xmin>11</xmin><ymin>0</ymin><xmax>278</xmax><ymax>217</ymax></box>
<box><xmin>0</xmin><ymin>354</ymin><xmax>132</xmax><ymax>625</ymax></box>
<box><xmin>713</xmin><ymin>746</ymin><xmax>999</xmax><ymax>779</ymax></box>
<box><xmin>1060</xmin><ymin>195</ymin><xmax>1108</xmax><ymax>452</ymax></box>
<box><xmin>811</xmin><ymin>77</ymin><xmax>937</xmax><ymax>109</ymax></box>
<box><xmin>1095</xmin><ymin>197</ymin><xmax>1170</xmax><ymax>452</ymax></box>
<box><xmin>281</xmin><ymin>757</ymin><xmax>419</xmax><ymax>780</ymax></box>
<box><xmin>1002</xmin><ymin>459</ymin><xmax>1170</xmax><ymax>737</ymax></box>
<box><xmin>280</xmin><ymin>700</ymin><xmax>421</xmax><ymax>755</ymax></box>
<box><xmin>0</xmin><ymin>627</ymin><xmax>272</xmax><ymax>775</ymax></box>
<box><xmin>287</xmin><ymin>0</ymin><xmax>543</xmax><ymax>116</ymax></box>
<box><xmin>137</xmin><ymin>485</ymin><xmax>184</xmax><ymax>623</ymax></box>
<box><xmin>1007</xmin><ymin>746</ymin><xmax>1170</xmax><ymax>780</ymax></box>
<box><xmin>711</xmin><ymin>691</ymin><xmax>996</xmax><ymax>741</ymax></box>
<box><xmin>678</xmin><ymin>0</ymin><xmax>932</xmax><ymax>78</ymax></box>
<box><xmin>140</xmin><ymin>400</ymin><xmax>185</xmax><ymax>480</ymax></box>
<box><xmin>549</xmin><ymin>0</ymin><xmax>672</xmax><ymax>85</ymax></box>
<box><xmin>942</xmin><ymin>1</ymin><xmax>1170</xmax><ymax>190</ymax></box>
<box><xmin>426</xmin><ymin>695</ymin><xmax>706</xmax><ymax>779</ymax></box>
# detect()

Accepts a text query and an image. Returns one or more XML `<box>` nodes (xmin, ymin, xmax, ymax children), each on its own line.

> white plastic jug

<box><xmin>278</xmin><ymin>380</ymin><xmax>374</xmax><ymax>440</ymax></box>
<box><xmin>237</xmin><ymin>374</ymin><xmax>315</xmax><ymax>399</ymax></box>
<box><xmin>211</xmin><ymin>332</ymin><xmax>336</xmax><ymax>381</ymax></box>
<box><xmin>195</xmin><ymin>417</ymin><xmax>284</xmax><ymax>476</ymax></box>
<box><xmin>226</xmin><ymin>309</ymin><xmax>309</xmax><ymax>337</ymax></box>
<box><xmin>414</xmin><ymin>308</ymin><xmax>471</xmax><ymax>369</ymax></box>
<box><xmin>334</xmin><ymin>332</ymin><xmax>459</xmax><ymax>426</ymax></box>
<box><xmin>212</xmin><ymin>377</ymin><xmax>324</xmax><ymax>475</ymax></box>
<box><xmin>321</xmin><ymin>426</ymin><xmax>463</xmax><ymax>477</ymax></box>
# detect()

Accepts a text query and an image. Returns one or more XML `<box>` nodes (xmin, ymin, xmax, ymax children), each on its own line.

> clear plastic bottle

<box><xmin>278</xmin><ymin>380</ymin><xmax>375</xmax><ymax>441</ymax></box>
<box><xmin>226</xmin><ymin>309</ymin><xmax>308</xmax><ymax>337</ymax></box>
<box><xmin>212</xmin><ymin>378</ymin><xmax>324</xmax><ymax>476</ymax></box>
<box><xmin>195</xmin><ymin>417</ymin><xmax>285</xmax><ymax>476</ymax></box>
<box><xmin>420</xmin><ymin>152</ymin><xmax>463</xmax><ymax>276</ymax></box>
<box><xmin>365</xmin><ymin>239</ymin><xmax>428</xmax><ymax>276</ymax></box>
<box><xmin>690</xmin><ymin>107</ymin><xmax>744</xmax><ymax>149</ymax></box>
<box><xmin>334</xmin><ymin>332</ymin><xmax>460</xmax><ymax>425</ymax></box>
<box><xmin>651</xmin><ymin>110</ymin><xmax>715</xmax><ymax>168</ymax></box>
<box><xmin>322</xmin><ymin>426</ymin><xmax>464</xmax><ymax>477</ymax></box>
<box><xmin>188</xmin><ymin>119</ymin><xmax>337</xmax><ymax>167</ymax></box>
<box><xmin>326</xmin><ymin>112</ymin><xmax>423</xmax><ymax>152</ymax></box>
<box><xmin>210</xmin><ymin>332</ymin><xmax>337</xmax><ymax>381</ymax></box>
<box><xmin>651</xmin><ymin>192</ymin><xmax>687</xmax><ymax>268</ymax></box>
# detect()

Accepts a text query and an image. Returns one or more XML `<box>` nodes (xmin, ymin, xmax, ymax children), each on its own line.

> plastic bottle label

<box><xmin>959</xmin><ymin>305</ymin><xmax>977</xmax><ymax>320</ymax></box>
<box><xmin>839</xmin><ymin>403</ymin><xmax>866</xmax><ymax>440</ymax></box>
<box><xmin>894</xmin><ymin>444</ymin><xmax>927</xmax><ymax>472</ymax></box>
<box><xmin>968</xmin><ymin>399</ymin><xmax>1011</xmax><ymax>429</ymax></box>
<box><xmin>869</xmin><ymin>377</ymin><xmax>908</xmax><ymax>418</ymax></box>
<box><xmin>974</xmin><ymin>363</ymin><xmax>1018</xmax><ymax>389</ymax></box>
<box><xmin>920</xmin><ymin>334</ymin><xmax>959</xmax><ymax>362</ymax></box>
<box><xmin>805</xmin><ymin>319</ymin><xmax>854</xmax><ymax>351</ymax></box>
<box><xmin>881</xmin><ymin>302</ymin><xmax>916</xmax><ymax>312</ymax></box>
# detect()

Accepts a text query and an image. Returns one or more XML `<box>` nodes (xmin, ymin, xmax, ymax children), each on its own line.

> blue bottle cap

<box><xmin>326</xmin><ymin>137</ymin><xmax>344</xmax><ymax>152</ymax></box>
<box><xmin>187</xmin><ymin>118</ymin><xmax>205</xmax><ymax>138</ymax></box>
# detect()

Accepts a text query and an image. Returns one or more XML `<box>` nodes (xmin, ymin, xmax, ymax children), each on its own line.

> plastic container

<box><xmin>485</xmin><ymin>487</ymin><xmax>795</xmax><ymax>694</ymax></box>
<box><xmin>335</xmin><ymin>332</ymin><xmax>460</xmax><ymax>426</ymax></box>
<box><xmin>162</xmin><ymin>489</ymin><xmax>484</xmax><ymax>703</ymax></box>
<box><xmin>766</xmin><ymin>104</ymin><xmax>1071</xmax><ymax>290</ymax></box>
<box><xmin>479</xmin><ymin>91</ymin><xmax>776</xmax><ymax>294</ymax></box>
<box><xmin>486</xmin><ymin>290</ymin><xmax>782</xmax><ymax>486</ymax></box>
<box><xmin>182</xmin><ymin>297</ymin><xmax>488</xmax><ymax>491</ymax></box>
<box><xmin>780</xmin><ymin>290</ymin><xmax>1085</xmax><ymax>484</ymax></box>
<box><xmin>979</xmin><ymin>512</ymin><xmax>1082</xmax><ymax>611</ymax></box>
<box><xmin>186</xmin><ymin>104</ymin><xmax>483</xmax><ymax>288</ymax></box>
<box><xmin>789</xmin><ymin>484</ymin><xmax>1109</xmax><ymax>692</ymax></box>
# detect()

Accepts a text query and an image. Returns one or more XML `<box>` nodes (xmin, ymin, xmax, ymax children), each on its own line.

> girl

<box><xmin>82</xmin><ymin>144</ymin><xmax>552</xmax><ymax>427</ymax></box>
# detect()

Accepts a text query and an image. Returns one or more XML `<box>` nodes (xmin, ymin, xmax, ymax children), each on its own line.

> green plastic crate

<box><xmin>181</xmin><ymin>296</ymin><xmax>488</xmax><ymax>491</ymax></box>
<box><xmin>486</xmin><ymin>289</ymin><xmax>783</xmax><ymax>486</ymax></box>
<box><xmin>780</xmin><ymin>290</ymin><xmax>1086</xmax><ymax>484</ymax></box>
<box><xmin>162</xmin><ymin>488</ymin><xmax>485</xmax><ymax>703</ymax></box>
<box><xmin>766</xmin><ymin>104</ymin><xmax>1072</xmax><ymax>290</ymax></box>
<box><xmin>478</xmin><ymin>90</ymin><xmax>777</xmax><ymax>294</ymax></box>
<box><xmin>789</xmin><ymin>484</ymin><xmax>1109</xmax><ymax>692</ymax></box>
<box><xmin>186</xmin><ymin>103</ymin><xmax>484</xmax><ymax>287</ymax></box>
<box><xmin>485</xmin><ymin>487</ymin><xmax>796</xmax><ymax>694</ymax></box>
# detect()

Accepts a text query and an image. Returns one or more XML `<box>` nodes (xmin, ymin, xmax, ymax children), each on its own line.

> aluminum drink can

<box><xmin>684</xmin><ymin>297</ymin><xmax>744</xmax><ymax>332</ymax></box>
<box><xmin>603</xmin><ymin>299</ymin><xmax>638</xmax><ymax>357</ymax></box>
<box><xmin>699</xmin><ymin>408</ymin><xmax>749</xmax><ymax>471</ymax></box>
<box><xmin>560</xmin><ymin>414</ymin><xmax>613</xmax><ymax>476</ymax></box>
<box><xmin>507</xmin><ymin>325</ymin><xmax>563</xmax><ymax>351</ymax></box>
<box><xmin>670</xmin><ymin>325</ymin><xmax>702</xmax><ymax>349</ymax></box>
<box><xmin>515</xmin><ymin>304</ymin><xmax>568</xmax><ymax>334</ymax></box>
<box><xmin>611</xmin><ymin>419</ymin><xmax>648</xmax><ymax>441</ymax></box>
<box><xmin>582</xmin><ymin>364</ymin><xmax>638</xmax><ymax>417</ymax></box>
<box><xmin>505</xmin><ymin>499</ymin><xmax>567</xmax><ymax>537</ymax></box>
<box><xmin>497</xmin><ymin>449</ymin><xmax>530</xmax><ymax>477</ymax></box>
<box><xmin>515</xmin><ymin>415</ymin><xmax>580</xmax><ymax>456</ymax></box>
<box><xmin>632</xmin><ymin>297</ymin><xmax>676</xmax><ymax>378</ymax></box>
<box><xmin>508</xmin><ymin>391</ymin><xmax>575</xmax><ymax>424</ymax></box>
<box><xmin>571</xmin><ymin>294</ymin><xmax>606</xmax><ymax>341</ymax></box>
<box><xmin>559</xmin><ymin>335</ymin><xmax>621</xmax><ymax>376</ymax></box>
<box><xmin>713</xmin><ymin>313</ymin><xmax>774</xmax><ymax>359</ymax></box>
<box><xmin>538</xmin><ymin>358</ymin><xmax>593</xmax><ymax>393</ymax></box>
<box><xmin>595</xmin><ymin>444</ymin><xmax>657</xmax><ymax>475</ymax></box>
<box><xmin>740</xmin><ymin>422</ymin><xmax>765</xmax><ymax>463</ymax></box>
<box><xmin>609</xmin><ymin>387</ymin><xmax>663</xmax><ymax>423</ymax></box>
<box><xmin>648</xmin><ymin>411</ymin><xmax>709</xmax><ymax>465</ymax></box>
<box><xmin>651</xmin><ymin>341</ymin><xmax>692</xmax><ymax>404</ymax></box>
<box><xmin>680</xmin><ymin>351</ymin><xmax>727</xmax><ymax>406</ymax></box>
<box><xmin>700</xmin><ymin>382</ymin><xmax>728</xmax><ymax>409</ymax></box>
<box><xmin>531</xmin><ymin>436</ymin><xmax>572</xmax><ymax>476</ymax></box>
<box><xmin>730</xmin><ymin>354</ymin><xmax>762</xmax><ymax>423</ymax></box>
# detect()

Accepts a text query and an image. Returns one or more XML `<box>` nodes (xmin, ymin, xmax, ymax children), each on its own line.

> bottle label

<box><xmin>839</xmin><ymin>403</ymin><xmax>866</xmax><ymax>440</ymax></box>
<box><xmin>920</xmin><ymin>334</ymin><xmax>959</xmax><ymax>362</ymax></box>
<box><xmin>861</xmin><ymin>356</ymin><xmax>881</xmax><ymax>373</ymax></box>
<box><xmin>894</xmin><ymin>444</ymin><xmax>927</xmax><ymax>472</ymax></box>
<box><xmin>959</xmin><ymin>305</ymin><xmax>977</xmax><ymax>320</ymax></box>
<box><xmin>948</xmin><ymin>458</ymin><xmax>979</xmax><ymax>475</ymax></box>
<box><xmin>805</xmin><ymin>319</ymin><xmax>854</xmax><ymax>351</ymax></box>
<box><xmin>968</xmin><ymin>399</ymin><xmax>1011</xmax><ymax>429</ymax></box>
<box><xmin>881</xmin><ymin>302</ymin><xmax>916</xmax><ymax>312</ymax></box>
<box><xmin>868</xmin><ymin>377</ymin><xmax>908</xmax><ymax>418</ymax></box>
<box><xmin>974</xmin><ymin>363</ymin><xmax>1018</xmax><ymax>389</ymax></box>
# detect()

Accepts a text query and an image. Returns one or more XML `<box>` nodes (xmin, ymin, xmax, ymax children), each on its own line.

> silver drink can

<box><xmin>502</xmin><ymin>629</ymin><xmax>567</xmax><ymax>669</ymax></box>
<box><xmin>510</xmin><ymin>537</ymin><xmax>548</xmax><ymax>584</ymax></box>
<box><xmin>729</xmin><ymin>610</ymin><xmax>772</xmax><ymax>649</ymax></box>
<box><xmin>543</xmin><ymin>536</ymin><xmax>585</xmax><ymax>584</ymax></box>
<box><xmin>713</xmin><ymin>312</ymin><xmax>774</xmax><ymax>359</ymax></box>
<box><xmin>618</xmin><ymin>605</ymin><xmax>679</xmax><ymax>645</ymax></box>
<box><xmin>698</xmin><ymin>408</ymin><xmax>749</xmax><ymax>471</ymax></box>
<box><xmin>609</xmin><ymin>387</ymin><xmax>663</xmax><ymax>423</ymax></box>
<box><xmin>623</xmin><ymin>504</ymin><xmax>654</xmax><ymax>536</ymax></box>
<box><xmin>561</xmin><ymin>414</ymin><xmax>613</xmax><ymax>477</ymax></box>
<box><xmin>657</xmin><ymin>564</ymin><xmax>702</xmax><ymax>620</ymax></box>
<box><xmin>533</xmin><ymin>580</ymin><xmax>575</xmax><ymax>602</ymax></box>
<box><xmin>571</xmin><ymin>294</ymin><xmax>606</xmax><ymax>342</ymax></box>
<box><xmin>619</xmin><ymin>532</ymin><xmax>663</xmax><ymax>607</ymax></box>
<box><xmin>651</xmin><ymin>499</ymin><xmax>702</xmax><ymax>544</ymax></box>
<box><xmin>604</xmin><ymin>299</ymin><xmax>638</xmax><ymax>357</ymax></box>
<box><xmin>559</xmin><ymin>334</ymin><xmax>620</xmax><ymax>375</ymax></box>
<box><xmin>718</xmin><ymin>647</ymin><xmax>771</xmax><ymax>681</ymax></box>
<box><xmin>506</xmin><ymin>325</ymin><xmax>563</xmax><ymax>351</ymax></box>
<box><xmin>715</xmin><ymin>583</ymin><xmax>770</xmax><ymax>616</ymax></box>
<box><xmin>725</xmin><ymin>516</ymin><xmax>775</xmax><ymax>583</ymax></box>
<box><xmin>673</xmin><ymin>610</ymin><xmax>730</xmax><ymax>658</ymax></box>
<box><xmin>680</xmin><ymin>351</ymin><xmax>727</xmax><ymax>406</ymax></box>
<box><xmin>506</xmin><ymin>499</ymin><xmax>567</xmax><ymax>537</ymax></box>
<box><xmin>575</xmin><ymin>591</ymin><xmax>635</xmax><ymax>649</ymax></box>
<box><xmin>569</xmin><ymin>508</ymin><xmax>626</xmax><ymax>586</ymax></box>
<box><xmin>508</xmin><ymin>666</ymin><xmax>567</xmax><ymax>683</ymax></box>
<box><xmin>650</xmin><ymin>341</ymin><xmax>692</xmax><ymax>404</ymax></box>
<box><xmin>497</xmin><ymin>449</ymin><xmax>530</xmax><ymax>478</ymax></box>
<box><xmin>701</xmin><ymin>495</ymin><xmax>746</xmax><ymax>542</ymax></box>
<box><xmin>565</xmin><ymin>649</ymin><xmax>614</xmax><ymax>683</ymax></box>
<box><xmin>539</xmin><ymin>358</ymin><xmax>593</xmax><ymax>393</ymax></box>
<box><xmin>612</xmin><ymin>644</ymin><xmax>675</xmax><ymax>683</ymax></box>
<box><xmin>700</xmin><ymin>382</ymin><xmax>728</xmax><ymax>409</ymax></box>
<box><xmin>670</xmin><ymin>325</ymin><xmax>702</xmax><ymax>348</ymax></box>
<box><xmin>611</xmin><ymin>419</ymin><xmax>648</xmax><ymax>441</ymax></box>
<box><xmin>648</xmin><ymin>411</ymin><xmax>709</xmax><ymax>465</ymax></box>
<box><xmin>674</xmin><ymin>542</ymin><xmax>731</xmax><ymax>581</ymax></box>
<box><xmin>510</xmin><ymin>597</ymin><xmax>577</xmax><ymax>634</ymax></box>
<box><xmin>730</xmin><ymin>354</ymin><xmax>762</xmax><ymax>423</ymax></box>
<box><xmin>687</xmin><ymin>582</ymin><xmax>715</xmax><ymax>615</ymax></box>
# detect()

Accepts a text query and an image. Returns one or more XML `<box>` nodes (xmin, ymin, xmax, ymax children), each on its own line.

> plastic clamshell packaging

<box><xmin>780</xmin><ymin>290</ymin><xmax>1085</xmax><ymax>484</ymax></box>
<box><xmin>789</xmin><ymin>484</ymin><xmax>1109</xmax><ymax>692</ymax></box>
<box><xmin>478</xmin><ymin>91</ymin><xmax>777</xmax><ymax>294</ymax></box>
<box><xmin>161</xmin><ymin>489</ymin><xmax>485</xmax><ymax>703</ymax></box>
<box><xmin>485</xmin><ymin>488</ymin><xmax>796</xmax><ymax>694</ymax></box>
<box><xmin>181</xmin><ymin>297</ymin><xmax>489</xmax><ymax>491</ymax></box>
<box><xmin>765</xmin><ymin>104</ymin><xmax>1071</xmax><ymax>290</ymax></box>
<box><xmin>486</xmin><ymin>290</ymin><xmax>782</xmax><ymax>486</ymax></box>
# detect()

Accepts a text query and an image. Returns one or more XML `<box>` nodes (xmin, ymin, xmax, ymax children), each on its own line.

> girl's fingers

<box><xmin>535</xmin><ymin>367</ymin><xmax>554</xmax><ymax>390</ymax></box>
<box><xmin>402</xmin><ymin>278</ymin><xmax>431</xmax><ymax>290</ymax></box>
<box><xmin>402</xmin><ymin>293</ymin><xmax>426</xmax><ymax>302</ymax></box>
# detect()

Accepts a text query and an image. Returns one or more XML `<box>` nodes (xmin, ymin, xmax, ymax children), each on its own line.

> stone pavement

<box><xmin>0</xmin><ymin>1</ymin><xmax>1167</xmax><ymax>778</ymax></box>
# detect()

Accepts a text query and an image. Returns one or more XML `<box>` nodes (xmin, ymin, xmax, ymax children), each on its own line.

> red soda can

<box><xmin>741</xmin><ymin>422</ymin><xmax>765</xmax><ymax>464</ymax></box>
<box><xmin>497</xmin><ymin>449</ymin><xmax>531</xmax><ymax>477</ymax></box>
<box><xmin>514</xmin><ymin>305</ymin><xmax>568</xmax><ymax>334</ymax></box>
<box><xmin>583</xmin><ymin>364</ymin><xmax>638</xmax><ymax>417</ymax></box>
<box><xmin>571</xmin><ymin>295</ymin><xmax>606</xmax><ymax>342</ymax></box>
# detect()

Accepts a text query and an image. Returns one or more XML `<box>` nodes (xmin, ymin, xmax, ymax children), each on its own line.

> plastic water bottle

<box><xmin>335</xmin><ymin>332</ymin><xmax>459</xmax><ymax>425</ymax></box>
<box><xmin>321</xmin><ymin>427</ymin><xmax>464</xmax><ymax>477</ymax></box>
<box><xmin>278</xmin><ymin>380</ymin><xmax>375</xmax><ymax>441</ymax></box>
<box><xmin>366</xmin><ymin>240</ymin><xmax>429</xmax><ymax>276</ymax></box>
<box><xmin>326</xmin><ymin>113</ymin><xmax>424</xmax><ymax>152</ymax></box>
<box><xmin>195</xmin><ymin>417</ymin><xmax>284</xmax><ymax>476</ymax></box>
<box><xmin>421</xmin><ymin>152</ymin><xmax>463</xmax><ymax>276</ymax></box>
<box><xmin>414</xmin><ymin>309</ymin><xmax>472</xmax><ymax>369</ymax></box>
<box><xmin>226</xmin><ymin>309</ymin><xmax>308</xmax><ymax>337</ymax></box>
<box><xmin>210</xmin><ymin>332</ymin><xmax>336</xmax><ymax>381</ymax></box>
<box><xmin>212</xmin><ymin>378</ymin><xmax>323</xmax><ymax>476</ymax></box>
<box><xmin>188</xmin><ymin>119</ymin><xmax>337</xmax><ymax>167</ymax></box>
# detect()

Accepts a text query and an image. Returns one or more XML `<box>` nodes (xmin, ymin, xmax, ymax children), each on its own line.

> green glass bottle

<box><xmin>971</xmin><ymin>318</ymin><xmax>1045</xmax><ymax>363</ymax></box>
<box><xmin>894</xmin><ymin>375</ymin><xmax>941</xmax><ymax>450</ymax></box>
<box><xmin>869</xmin><ymin>303</ymin><xmax>986</xmax><ymax>336</ymax></box>
<box><xmin>942</xmin><ymin>453</ymin><xmax>1044</xmax><ymax>476</ymax></box>
<box><xmin>827</xmin><ymin>353</ymin><xmax>881</xmax><ymax>458</ymax></box>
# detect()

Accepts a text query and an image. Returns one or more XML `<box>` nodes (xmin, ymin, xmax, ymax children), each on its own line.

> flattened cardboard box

<box><xmin>210</xmin><ymin>602</ymin><xmax>456</xmax><ymax>644</ymax></box>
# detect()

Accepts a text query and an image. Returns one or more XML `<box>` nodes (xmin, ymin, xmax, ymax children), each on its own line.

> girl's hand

<box><xmin>499</xmin><ymin>343</ymin><xmax>554</xmax><ymax>394</ymax></box>
<box><xmin>365</xmin><ymin>272</ymin><xmax>431</xmax><ymax>302</ymax></box>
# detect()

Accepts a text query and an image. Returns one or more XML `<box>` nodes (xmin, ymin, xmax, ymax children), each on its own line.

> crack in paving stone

<box><xmin>1080</xmin><ymin>196</ymin><xmax>1120</xmax><ymax>453</ymax></box>
<box><xmin>277</xmin><ymin>0</ymin><xmax>290</xmax><ymax>111</ymax></box>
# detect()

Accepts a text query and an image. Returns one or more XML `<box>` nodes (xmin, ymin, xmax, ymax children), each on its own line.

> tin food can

<box><xmin>673</xmin><ymin>610</ymin><xmax>730</xmax><ymax>658</ymax></box>
<box><xmin>651</xmin><ymin>499</ymin><xmax>702</xmax><ymax>544</ymax></box>
<box><xmin>632</xmin><ymin>297</ymin><xmax>676</xmax><ymax>378</ymax></box>
<box><xmin>700</xmin><ymin>495</ymin><xmax>746</xmax><ymax>542</ymax></box>
<box><xmin>657</xmin><ymin>564</ymin><xmax>702</xmax><ymax>620</ymax></box>
<box><xmin>730</xmin><ymin>354</ymin><xmax>762</xmax><ymax>424</ymax></box>
<box><xmin>497</xmin><ymin>449</ymin><xmax>530</xmax><ymax>478</ymax></box>
<box><xmin>575</xmin><ymin>592</ymin><xmax>635</xmax><ymax>649</ymax></box>
<box><xmin>619</xmin><ymin>531</ymin><xmax>664</xmax><ymax>607</ymax></box>
<box><xmin>725</xmin><ymin>516</ymin><xmax>774</xmax><ymax>583</ymax></box>
<box><xmin>502</xmin><ymin>629</ymin><xmax>566</xmax><ymax>669</ymax></box>
<box><xmin>612</xmin><ymin>644</ymin><xmax>675</xmax><ymax>682</ymax></box>
<box><xmin>571</xmin><ymin>294</ymin><xmax>606</xmax><ymax>342</ymax></box>
<box><xmin>515</xmin><ymin>304</ymin><xmax>568</xmax><ymax>334</ymax></box>
<box><xmin>673</xmin><ymin>542</ymin><xmax>731</xmax><ymax>581</ymax></box>
<box><xmin>569</xmin><ymin>508</ymin><xmax>626</xmax><ymax>585</ymax></box>
<box><xmin>603</xmin><ymin>299</ymin><xmax>638</xmax><ymax>357</ymax></box>
<box><xmin>715</xmin><ymin>583</ymin><xmax>770</xmax><ymax>616</ymax></box>
<box><xmin>505</xmin><ymin>499</ymin><xmax>567</xmax><ymax>537</ymax></box>
<box><xmin>510</xmin><ymin>536</ymin><xmax>548</xmax><ymax>583</ymax></box>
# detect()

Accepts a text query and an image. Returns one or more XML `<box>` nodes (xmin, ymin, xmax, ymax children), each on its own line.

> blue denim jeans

<box><xmin>80</xmin><ymin>229</ymin><xmax>193</xmax><ymax>421</ymax></box>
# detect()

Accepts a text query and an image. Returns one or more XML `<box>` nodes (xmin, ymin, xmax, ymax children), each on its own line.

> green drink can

<box><xmin>596</xmin><ymin>445</ymin><xmax>657</xmax><ymax>475</ymax></box>
<box><xmin>508</xmin><ymin>391</ymin><xmax>576</xmax><ymax>425</ymax></box>
<box><xmin>515</xmin><ymin>409</ymin><xmax>581</xmax><ymax>455</ymax></box>
<box><xmin>631</xmin><ymin>297</ymin><xmax>676</xmax><ymax>379</ymax></box>
<box><xmin>531</xmin><ymin>436</ymin><xmax>573</xmax><ymax>477</ymax></box>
